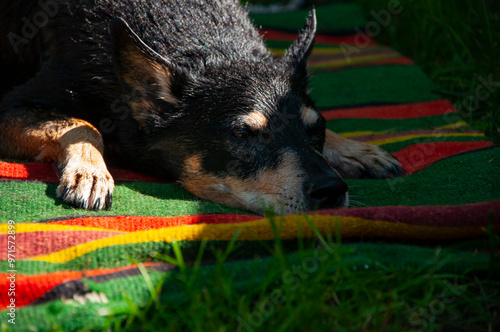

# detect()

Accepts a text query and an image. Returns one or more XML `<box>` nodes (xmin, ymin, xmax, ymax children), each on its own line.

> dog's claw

<box><xmin>393</xmin><ymin>165</ymin><xmax>406</xmax><ymax>177</ymax></box>
<box><xmin>105</xmin><ymin>192</ymin><xmax>113</xmax><ymax>210</ymax></box>
<box><xmin>93</xmin><ymin>198</ymin><xmax>101</xmax><ymax>211</ymax></box>
<box><xmin>386</xmin><ymin>163</ymin><xmax>406</xmax><ymax>178</ymax></box>
<box><xmin>60</xmin><ymin>187</ymin><xmax>71</xmax><ymax>200</ymax></box>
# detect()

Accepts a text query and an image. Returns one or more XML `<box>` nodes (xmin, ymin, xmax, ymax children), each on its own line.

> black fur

<box><xmin>0</xmin><ymin>0</ymin><xmax>352</xmax><ymax>213</ymax></box>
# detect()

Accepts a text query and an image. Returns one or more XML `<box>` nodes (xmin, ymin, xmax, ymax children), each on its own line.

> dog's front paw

<box><xmin>323</xmin><ymin>138</ymin><xmax>405</xmax><ymax>179</ymax></box>
<box><xmin>56</xmin><ymin>155</ymin><xmax>114</xmax><ymax>210</ymax></box>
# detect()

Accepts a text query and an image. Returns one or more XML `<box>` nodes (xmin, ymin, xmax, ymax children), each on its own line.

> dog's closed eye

<box><xmin>232</xmin><ymin>128</ymin><xmax>251</xmax><ymax>139</ymax></box>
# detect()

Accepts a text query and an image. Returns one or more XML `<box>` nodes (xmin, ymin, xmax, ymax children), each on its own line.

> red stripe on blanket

<box><xmin>321</xmin><ymin>100</ymin><xmax>455</xmax><ymax>120</ymax></box>
<box><xmin>314</xmin><ymin>201</ymin><xmax>500</xmax><ymax>227</ymax></box>
<box><xmin>0</xmin><ymin>162</ymin><xmax>59</xmax><ymax>183</ymax></box>
<box><xmin>0</xmin><ymin>162</ymin><xmax>167</xmax><ymax>183</ymax></box>
<box><xmin>46</xmin><ymin>214</ymin><xmax>257</xmax><ymax>231</ymax></box>
<box><xmin>109</xmin><ymin>168</ymin><xmax>168</xmax><ymax>183</ymax></box>
<box><xmin>0</xmin><ymin>231</ymin><xmax>124</xmax><ymax>260</ymax></box>
<box><xmin>260</xmin><ymin>29</ymin><xmax>375</xmax><ymax>46</ymax></box>
<box><xmin>0</xmin><ymin>264</ymin><xmax>155</xmax><ymax>310</ymax></box>
<box><xmin>393</xmin><ymin>141</ymin><xmax>494</xmax><ymax>174</ymax></box>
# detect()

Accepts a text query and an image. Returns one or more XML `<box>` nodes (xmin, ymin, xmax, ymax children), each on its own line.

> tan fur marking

<box><xmin>150</xmin><ymin>63</ymin><xmax>178</xmax><ymax>105</ymax></box>
<box><xmin>0</xmin><ymin>116</ymin><xmax>103</xmax><ymax>161</ymax></box>
<box><xmin>129</xmin><ymin>100</ymin><xmax>157</xmax><ymax>126</ymax></box>
<box><xmin>0</xmin><ymin>114</ymin><xmax>114</xmax><ymax>210</ymax></box>
<box><xmin>122</xmin><ymin>49</ymin><xmax>178</xmax><ymax>106</ymax></box>
<box><xmin>54</xmin><ymin>121</ymin><xmax>114</xmax><ymax>210</ymax></box>
<box><xmin>323</xmin><ymin>129</ymin><xmax>403</xmax><ymax>179</ymax></box>
<box><xmin>241</xmin><ymin>111</ymin><xmax>268</xmax><ymax>131</ymax></box>
<box><xmin>181</xmin><ymin>155</ymin><xmax>243</xmax><ymax>208</ymax></box>
<box><xmin>301</xmin><ymin>107</ymin><xmax>320</xmax><ymax>125</ymax></box>
<box><xmin>181</xmin><ymin>153</ymin><xmax>304</xmax><ymax>214</ymax></box>
<box><xmin>324</xmin><ymin>128</ymin><xmax>348</xmax><ymax>149</ymax></box>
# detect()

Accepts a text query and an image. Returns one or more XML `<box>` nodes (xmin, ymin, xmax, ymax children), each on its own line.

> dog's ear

<box><xmin>282</xmin><ymin>9</ymin><xmax>317</xmax><ymax>86</ymax></box>
<box><xmin>111</xmin><ymin>18</ymin><xmax>180</xmax><ymax>126</ymax></box>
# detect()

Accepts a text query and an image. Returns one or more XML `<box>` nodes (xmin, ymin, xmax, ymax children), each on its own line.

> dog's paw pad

<box><xmin>56</xmin><ymin>164</ymin><xmax>114</xmax><ymax>210</ymax></box>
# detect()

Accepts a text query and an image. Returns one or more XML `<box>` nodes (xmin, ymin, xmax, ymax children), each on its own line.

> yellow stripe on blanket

<box><xmin>29</xmin><ymin>215</ymin><xmax>488</xmax><ymax>263</ymax></box>
<box><xmin>438</xmin><ymin>121</ymin><xmax>469</xmax><ymax>129</ymax></box>
<box><xmin>339</xmin><ymin>130</ymin><xmax>385</xmax><ymax>138</ymax></box>
<box><xmin>367</xmin><ymin>132</ymin><xmax>484</xmax><ymax>145</ymax></box>
<box><xmin>0</xmin><ymin>224</ymin><xmax>112</xmax><ymax>234</ymax></box>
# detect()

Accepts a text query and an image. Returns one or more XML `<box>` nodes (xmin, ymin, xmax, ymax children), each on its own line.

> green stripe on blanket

<box><xmin>311</xmin><ymin>66</ymin><xmax>441</xmax><ymax>108</ymax></box>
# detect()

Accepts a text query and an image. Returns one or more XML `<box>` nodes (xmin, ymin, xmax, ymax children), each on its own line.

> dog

<box><xmin>0</xmin><ymin>0</ymin><xmax>404</xmax><ymax>215</ymax></box>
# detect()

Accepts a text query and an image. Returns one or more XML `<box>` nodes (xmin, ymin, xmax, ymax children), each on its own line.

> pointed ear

<box><xmin>111</xmin><ymin>18</ymin><xmax>179</xmax><ymax>125</ymax></box>
<box><xmin>283</xmin><ymin>9</ymin><xmax>317</xmax><ymax>84</ymax></box>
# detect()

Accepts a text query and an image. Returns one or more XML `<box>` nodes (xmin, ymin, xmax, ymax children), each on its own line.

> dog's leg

<box><xmin>322</xmin><ymin>129</ymin><xmax>405</xmax><ymax>179</ymax></box>
<box><xmin>0</xmin><ymin>109</ymin><xmax>114</xmax><ymax>210</ymax></box>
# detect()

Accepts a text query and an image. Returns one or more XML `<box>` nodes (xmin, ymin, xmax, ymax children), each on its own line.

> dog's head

<box><xmin>110</xmin><ymin>11</ymin><xmax>348</xmax><ymax>215</ymax></box>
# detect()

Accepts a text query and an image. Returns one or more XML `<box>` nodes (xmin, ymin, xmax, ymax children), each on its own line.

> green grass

<box><xmin>105</xmin><ymin>222</ymin><xmax>500</xmax><ymax>332</ymax></box>
<box><xmin>351</xmin><ymin>0</ymin><xmax>500</xmax><ymax>143</ymax></box>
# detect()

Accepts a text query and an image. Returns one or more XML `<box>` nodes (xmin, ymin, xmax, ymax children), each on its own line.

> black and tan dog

<box><xmin>0</xmin><ymin>0</ymin><xmax>404</xmax><ymax>214</ymax></box>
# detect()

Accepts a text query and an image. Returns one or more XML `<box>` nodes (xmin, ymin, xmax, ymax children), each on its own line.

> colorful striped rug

<box><xmin>1</xmin><ymin>4</ymin><xmax>499</xmax><ymax>331</ymax></box>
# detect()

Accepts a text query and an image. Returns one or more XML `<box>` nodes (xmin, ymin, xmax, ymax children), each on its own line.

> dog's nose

<box><xmin>309</xmin><ymin>179</ymin><xmax>348</xmax><ymax>209</ymax></box>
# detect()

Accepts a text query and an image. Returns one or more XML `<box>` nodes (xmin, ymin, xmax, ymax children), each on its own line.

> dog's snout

<box><xmin>309</xmin><ymin>179</ymin><xmax>348</xmax><ymax>209</ymax></box>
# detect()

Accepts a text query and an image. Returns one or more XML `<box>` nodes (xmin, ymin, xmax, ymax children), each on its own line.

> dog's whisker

<box><xmin>348</xmin><ymin>199</ymin><xmax>368</xmax><ymax>208</ymax></box>
<box><xmin>267</xmin><ymin>183</ymin><xmax>286</xmax><ymax>191</ymax></box>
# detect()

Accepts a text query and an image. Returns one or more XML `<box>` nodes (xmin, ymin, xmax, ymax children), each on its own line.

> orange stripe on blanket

<box><xmin>0</xmin><ymin>215</ymin><xmax>257</xmax><ymax>235</ymax></box>
<box><xmin>394</xmin><ymin>141</ymin><xmax>495</xmax><ymax>174</ymax></box>
<box><xmin>0</xmin><ymin>162</ymin><xmax>167</xmax><ymax>183</ymax></box>
<box><xmin>260</xmin><ymin>29</ymin><xmax>376</xmax><ymax>46</ymax></box>
<box><xmin>0</xmin><ymin>264</ymin><xmax>155</xmax><ymax>310</ymax></box>
<box><xmin>30</xmin><ymin>215</ymin><xmax>495</xmax><ymax>263</ymax></box>
<box><xmin>321</xmin><ymin>100</ymin><xmax>455</xmax><ymax>120</ymax></box>
<box><xmin>47</xmin><ymin>214</ymin><xmax>258</xmax><ymax>231</ymax></box>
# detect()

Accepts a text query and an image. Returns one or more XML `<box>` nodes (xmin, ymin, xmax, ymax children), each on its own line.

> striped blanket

<box><xmin>1</xmin><ymin>4</ymin><xmax>499</xmax><ymax>331</ymax></box>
